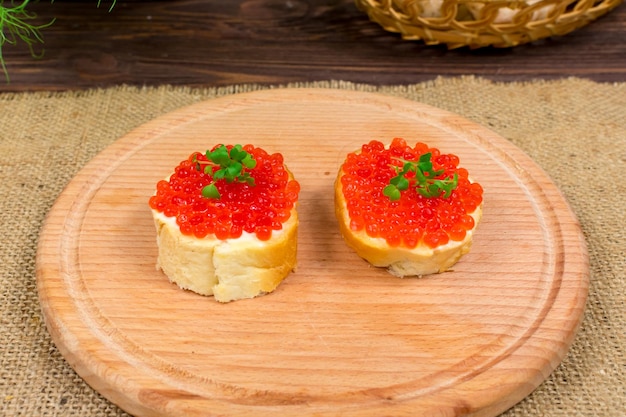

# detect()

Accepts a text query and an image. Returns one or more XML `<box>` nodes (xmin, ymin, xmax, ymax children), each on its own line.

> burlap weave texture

<box><xmin>0</xmin><ymin>77</ymin><xmax>624</xmax><ymax>416</ymax></box>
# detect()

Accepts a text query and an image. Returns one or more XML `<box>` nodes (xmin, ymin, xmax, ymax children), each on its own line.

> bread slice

<box><xmin>149</xmin><ymin>146</ymin><xmax>299</xmax><ymax>302</ymax></box>
<box><xmin>334</xmin><ymin>139</ymin><xmax>483</xmax><ymax>277</ymax></box>
<box><xmin>152</xmin><ymin>209</ymin><xmax>297</xmax><ymax>302</ymax></box>
<box><xmin>335</xmin><ymin>184</ymin><xmax>481</xmax><ymax>276</ymax></box>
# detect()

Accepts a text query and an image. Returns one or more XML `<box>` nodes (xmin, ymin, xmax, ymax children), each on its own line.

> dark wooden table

<box><xmin>1</xmin><ymin>0</ymin><xmax>624</xmax><ymax>91</ymax></box>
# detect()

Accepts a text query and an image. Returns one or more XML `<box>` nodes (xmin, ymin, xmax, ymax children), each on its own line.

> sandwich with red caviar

<box><xmin>149</xmin><ymin>144</ymin><xmax>300</xmax><ymax>302</ymax></box>
<box><xmin>335</xmin><ymin>138</ymin><xmax>483</xmax><ymax>277</ymax></box>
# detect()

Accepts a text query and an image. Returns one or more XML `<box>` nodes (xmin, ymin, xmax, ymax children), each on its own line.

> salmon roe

<box><xmin>149</xmin><ymin>144</ymin><xmax>300</xmax><ymax>241</ymax></box>
<box><xmin>340</xmin><ymin>138</ymin><xmax>483</xmax><ymax>249</ymax></box>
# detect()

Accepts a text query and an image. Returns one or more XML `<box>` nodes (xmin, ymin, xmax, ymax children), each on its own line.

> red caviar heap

<box><xmin>149</xmin><ymin>144</ymin><xmax>300</xmax><ymax>241</ymax></box>
<box><xmin>340</xmin><ymin>138</ymin><xmax>483</xmax><ymax>249</ymax></box>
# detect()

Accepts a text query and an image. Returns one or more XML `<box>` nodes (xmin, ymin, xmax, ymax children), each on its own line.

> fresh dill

<box><xmin>0</xmin><ymin>0</ymin><xmax>116</xmax><ymax>82</ymax></box>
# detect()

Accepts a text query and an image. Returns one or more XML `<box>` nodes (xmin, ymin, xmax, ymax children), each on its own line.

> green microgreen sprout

<box><xmin>383</xmin><ymin>152</ymin><xmax>458</xmax><ymax>201</ymax></box>
<box><xmin>194</xmin><ymin>144</ymin><xmax>256</xmax><ymax>199</ymax></box>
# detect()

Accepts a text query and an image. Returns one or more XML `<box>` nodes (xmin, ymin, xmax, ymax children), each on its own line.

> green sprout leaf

<box><xmin>385</xmin><ymin>152</ymin><xmax>458</xmax><ymax>201</ymax></box>
<box><xmin>195</xmin><ymin>144</ymin><xmax>257</xmax><ymax>200</ymax></box>
<box><xmin>207</xmin><ymin>145</ymin><xmax>231</xmax><ymax>166</ymax></box>
<box><xmin>390</xmin><ymin>174</ymin><xmax>409</xmax><ymax>191</ymax></box>
<box><xmin>383</xmin><ymin>184</ymin><xmax>401</xmax><ymax>201</ymax></box>
<box><xmin>201</xmin><ymin>183</ymin><xmax>220</xmax><ymax>199</ymax></box>
<box><xmin>242</xmin><ymin>154</ymin><xmax>256</xmax><ymax>169</ymax></box>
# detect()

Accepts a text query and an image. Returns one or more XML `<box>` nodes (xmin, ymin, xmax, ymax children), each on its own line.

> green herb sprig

<box><xmin>194</xmin><ymin>144</ymin><xmax>256</xmax><ymax>199</ymax></box>
<box><xmin>383</xmin><ymin>152</ymin><xmax>458</xmax><ymax>201</ymax></box>
<box><xmin>0</xmin><ymin>1</ymin><xmax>55</xmax><ymax>82</ymax></box>
<box><xmin>0</xmin><ymin>1</ymin><xmax>116</xmax><ymax>82</ymax></box>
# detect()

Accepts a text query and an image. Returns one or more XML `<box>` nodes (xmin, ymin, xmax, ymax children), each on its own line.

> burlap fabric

<box><xmin>1</xmin><ymin>77</ymin><xmax>624</xmax><ymax>416</ymax></box>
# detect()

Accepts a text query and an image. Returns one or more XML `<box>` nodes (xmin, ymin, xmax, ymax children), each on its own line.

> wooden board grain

<box><xmin>36</xmin><ymin>89</ymin><xmax>589</xmax><ymax>417</ymax></box>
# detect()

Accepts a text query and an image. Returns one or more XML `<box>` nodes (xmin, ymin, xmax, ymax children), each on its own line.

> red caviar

<box><xmin>149</xmin><ymin>144</ymin><xmax>300</xmax><ymax>241</ymax></box>
<box><xmin>340</xmin><ymin>138</ymin><xmax>483</xmax><ymax>249</ymax></box>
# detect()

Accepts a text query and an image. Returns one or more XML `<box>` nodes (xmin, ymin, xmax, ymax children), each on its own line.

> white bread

<box><xmin>152</xmin><ymin>208</ymin><xmax>297</xmax><ymax>303</ymax></box>
<box><xmin>467</xmin><ymin>0</ymin><xmax>553</xmax><ymax>23</ymax></box>
<box><xmin>150</xmin><ymin>147</ymin><xmax>299</xmax><ymax>303</ymax></box>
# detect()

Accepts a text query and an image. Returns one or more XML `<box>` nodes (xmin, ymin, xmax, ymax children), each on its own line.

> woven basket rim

<box><xmin>356</xmin><ymin>0</ymin><xmax>624</xmax><ymax>48</ymax></box>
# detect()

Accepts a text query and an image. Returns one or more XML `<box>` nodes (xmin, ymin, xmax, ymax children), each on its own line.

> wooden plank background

<box><xmin>0</xmin><ymin>0</ymin><xmax>624</xmax><ymax>91</ymax></box>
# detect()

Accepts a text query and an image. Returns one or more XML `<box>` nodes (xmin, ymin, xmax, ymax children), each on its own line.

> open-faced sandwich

<box><xmin>335</xmin><ymin>138</ymin><xmax>483</xmax><ymax>277</ymax></box>
<box><xmin>149</xmin><ymin>144</ymin><xmax>300</xmax><ymax>302</ymax></box>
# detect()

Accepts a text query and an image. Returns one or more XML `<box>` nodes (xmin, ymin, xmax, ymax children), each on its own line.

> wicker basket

<box><xmin>355</xmin><ymin>0</ymin><xmax>623</xmax><ymax>48</ymax></box>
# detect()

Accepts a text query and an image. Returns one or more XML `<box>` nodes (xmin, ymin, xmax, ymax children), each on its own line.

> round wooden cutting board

<box><xmin>36</xmin><ymin>89</ymin><xmax>589</xmax><ymax>417</ymax></box>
